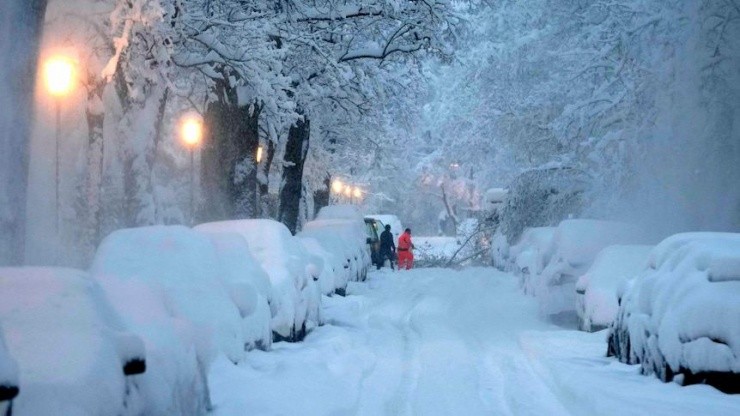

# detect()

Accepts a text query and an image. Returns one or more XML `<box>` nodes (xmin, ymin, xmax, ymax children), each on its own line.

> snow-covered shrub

<box><xmin>91</xmin><ymin>226</ymin><xmax>248</xmax><ymax>414</ymax></box>
<box><xmin>508</xmin><ymin>227</ymin><xmax>557</xmax><ymax>294</ymax></box>
<box><xmin>536</xmin><ymin>220</ymin><xmax>650</xmax><ymax>318</ymax></box>
<box><xmin>196</xmin><ymin>220</ymin><xmax>320</xmax><ymax>342</ymax></box>
<box><xmin>194</xmin><ymin>230</ymin><xmax>273</xmax><ymax>351</ymax></box>
<box><xmin>499</xmin><ymin>167</ymin><xmax>590</xmax><ymax>244</ymax></box>
<box><xmin>575</xmin><ymin>245</ymin><xmax>652</xmax><ymax>332</ymax></box>
<box><xmin>608</xmin><ymin>233</ymin><xmax>740</xmax><ymax>393</ymax></box>
<box><xmin>0</xmin><ymin>267</ymin><xmax>146</xmax><ymax>415</ymax></box>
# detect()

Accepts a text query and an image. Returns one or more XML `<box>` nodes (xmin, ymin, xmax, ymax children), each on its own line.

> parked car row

<box><xmin>0</xmin><ymin>207</ymin><xmax>374</xmax><ymax>415</ymax></box>
<box><xmin>501</xmin><ymin>220</ymin><xmax>740</xmax><ymax>391</ymax></box>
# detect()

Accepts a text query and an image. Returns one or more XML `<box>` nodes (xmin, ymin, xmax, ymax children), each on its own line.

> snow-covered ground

<box><xmin>209</xmin><ymin>268</ymin><xmax>740</xmax><ymax>415</ymax></box>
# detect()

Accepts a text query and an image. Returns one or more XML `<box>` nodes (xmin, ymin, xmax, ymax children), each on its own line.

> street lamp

<box><xmin>352</xmin><ymin>186</ymin><xmax>362</xmax><ymax>204</ymax></box>
<box><xmin>43</xmin><ymin>55</ymin><xmax>75</xmax><ymax>239</ymax></box>
<box><xmin>344</xmin><ymin>184</ymin><xmax>352</xmax><ymax>202</ymax></box>
<box><xmin>179</xmin><ymin>115</ymin><xmax>203</xmax><ymax>221</ymax></box>
<box><xmin>256</xmin><ymin>146</ymin><xmax>263</xmax><ymax>163</ymax></box>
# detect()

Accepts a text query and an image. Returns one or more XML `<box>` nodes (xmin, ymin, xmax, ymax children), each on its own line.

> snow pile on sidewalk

<box><xmin>0</xmin><ymin>267</ymin><xmax>146</xmax><ymax>415</ymax></box>
<box><xmin>575</xmin><ymin>245</ymin><xmax>652</xmax><ymax>331</ymax></box>
<box><xmin>608</xmin><ymin>233</ymin><xmax>740</xmax><ymax>393</ymax></box>
<box><xmin>197</xmin><ymin>220</ymin><xmax>320</xmax><ymax>341</ymax></box>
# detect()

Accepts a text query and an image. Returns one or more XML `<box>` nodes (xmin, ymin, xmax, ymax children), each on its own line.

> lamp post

<box><xmin>180</xmin><ymin>115</ymin><xmax>203</xmax><ymax>222</ymax></box>
<box><xmin>331</xmin><ymin>179</ymin><xmax>343</xmax><ymax>203</ymax></box>
<box><xmin>43</xmin><ymin>55</ymin><xmax>75</xmax><ymax>240</ymax></box>
<box><xmin>352</xmin><ymin>186</ymin><xmax>362</xmax><ymax>205</ymax></box>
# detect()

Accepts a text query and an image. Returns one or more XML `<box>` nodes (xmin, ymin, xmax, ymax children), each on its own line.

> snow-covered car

<box><xmin>365</xmin><ymin>214</ymin><xmax>404</xmax><ymax>241</ymax></box>
<box><xmin>0</xmin><ymin>329</ymin><xmax>18</xmax><ymax>416</ymax></box>
<box><xmin>317</xmin><ymin>205</ymin><xmax>373</xmax><ymax>271</ymax></box>
<box><xmin>364</xmin><ymin>217</ymin><xmax>383</xmax><ymax>266</ymax></box>
<box><xmin>508</xmin><ymin>226</ymin><xmax>557</xmax><ymax>294</ymax></box>
<box><xmin>536</xmin><ymin>219</ymin><xmax>650</xmax><ymax>319</ymax></box>
<box><xmin>298</xmin><ymin>225</ymin><xmax>356</xmax><ymax>295</ymax></box>
<box><xmin>195</xmin><ymin>230</ymin><xmax>273</xmax><ymax>351</ymax></box>
<box><xmin>608</xmin><ymin>233</ymin><xmax>740</xmax><ymax>393</ymax></box>
<box><xmin>0</xmin><ymin>267</ymin><xmax>146</xmax><ymax>415</ymax></box>
<box><xmin>298</xmin><ymin>236</ymin><xmax>342</xmax><ymax>296</ymax></box>
<box><xmin>303</xmin><ymin>219</ymin><xmax>369</xmax><ymax>281</ymax></box>
<box><xmin>574</xmin><ymin>245</ymin><xmax>652</xmax><ymax>332</ymax></box>
<box><xmin>196</xmin><ymin>219</ymin><xmax>321</xmax><ymax>342</ymax></box>
<box><xmin>91</xmin><ymin>226</ymin><xmax>247</xmax><ymax>414</ymax></box>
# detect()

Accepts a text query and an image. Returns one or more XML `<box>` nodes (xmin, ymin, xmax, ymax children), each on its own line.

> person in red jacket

<box><xmin>397</xmin><ymin>228</ymin><xmax>415</xmax><ymax>270</ymax></box>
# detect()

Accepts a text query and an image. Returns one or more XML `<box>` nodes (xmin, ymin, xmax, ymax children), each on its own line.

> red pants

<box><xmin>397</xmin><ymin>250</ymin><xmax>414</xmax><ymax>270</ymax></box>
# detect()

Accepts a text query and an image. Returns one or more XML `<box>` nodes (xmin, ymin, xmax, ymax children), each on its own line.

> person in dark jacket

<box><xmin>377</xmin><ymin>224</ymin><xmax>396</xmax><ymax>270</ymax></box>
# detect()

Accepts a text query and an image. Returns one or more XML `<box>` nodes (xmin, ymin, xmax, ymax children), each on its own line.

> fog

<box><xmin>2</xmin><ymin>0</ymin><xmax>739</xmax><ymax>266</ymax></box>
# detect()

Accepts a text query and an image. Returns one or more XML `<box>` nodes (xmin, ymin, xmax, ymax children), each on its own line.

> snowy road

<box><xmin>209</xmin><ymin>268</ymin><xmax>740</xmax><ymax>416</ymax></box>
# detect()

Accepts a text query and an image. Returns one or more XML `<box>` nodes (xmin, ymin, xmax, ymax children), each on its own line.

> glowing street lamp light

<box><xmin>344</xmin><ymin>185</ymin><xmax>352</xmax><ymax>200</ymax></box>
<box><xmin>256</xmin><ymin>146</ymin><xmax>263</xmax><ymax>163</ymax></box>
<box><xmin>44</xmin><ymin>56</ymin><xmax>75</xmax><ymax>97</ymax></box>
<box><xmin>352</xmin><ymin>186</ymin><xmax>363</xmax><ymax>204</ymax></box>
<box><xmin>179</xmin><ymin>115</ymin><xmax>203</xmax><ymax>221</ymax></box>
<box><xmin>44</xmin><ymin>55</ymin><xmax>76</xmax><ymax>242</ymax></box>
<box><xmin>331</xmin><ymin>179</ymin><xmax>344</xmax><ymax>194</ymax></box>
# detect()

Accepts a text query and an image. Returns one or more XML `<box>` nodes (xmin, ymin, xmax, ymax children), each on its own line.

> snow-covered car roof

<box><xmin>316</xmin><ymin>204</ymin><xmax>364</xmax><ymax>222</ymax></box>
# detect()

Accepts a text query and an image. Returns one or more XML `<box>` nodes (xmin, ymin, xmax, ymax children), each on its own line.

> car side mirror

<box><xmin>0</xmin><ymin>385</ymin><xmax>19</xmax><ymax>402</ymax></box>
<box><xmin>123</xmin><ymin>358</ymin><xmax>146</xmax><ymax>376</ymax></box>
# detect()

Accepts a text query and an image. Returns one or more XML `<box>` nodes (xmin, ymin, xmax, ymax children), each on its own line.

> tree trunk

<box><xmin>0</xmin><ymin>0</ymin><xmax>48</xmax><ymax>265</ymax></box>
<box><xmin>278</xmin><ymin>115</ymin><xmax>310</xmax><ymax>234</ymax></box>
<box><xmin>313</xmin><ymin>175</ymin><xmax>330</xmax><ymax>218</ymax></box>
<box><xmin>81</xmin><ymin>80</ymin><xmax>106</xmax><ymax>261</ymax></box>
<box><xmin>121</xmin><ymin>87</ymin><xmax>168</xmax><ymax>227</ymax></box>
<box><xmin>201</xmin><ymin>79</ymin><xmax>261</xmax><ymax>221</ymax></box>
<box><xmin>258</xmin><ymin>139</ymin><xmax>276</xmax><ymax>217</ymax></box>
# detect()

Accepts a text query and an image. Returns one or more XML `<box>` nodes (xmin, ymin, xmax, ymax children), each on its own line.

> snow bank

<box><xmin>536</xmin><ymin>220</ymin><xmax>650</xmax><ymax>317</ymax></box>
<box><xmin>609</xmin><ymin>233</ymin><xmax>740</xmax><ymax>392</ymax></box>
<box><xmin>196</xmin><ymin>220</ymin><xmax>319</xmax><ymax>341</ymax></box>
<box><xmin>0</xmin><ymin>267</ymin><xmax>146</xmax><ymax>415</ymax></box>
<box><xmin>194</xmin><ymin>230</ymin><xmax>273</xmax><ymax>351</ymax></box>
<box><xmin>575</xmin><ymin>245</ymin><xmax>652</xmax><ymax>331</ymax></box>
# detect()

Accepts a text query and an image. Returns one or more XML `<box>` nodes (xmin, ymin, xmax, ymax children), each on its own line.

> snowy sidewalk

<box><xmin>208</xmin><ymin>268</ymin><xmax>740</xmax><ymax>415</ymax></box>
